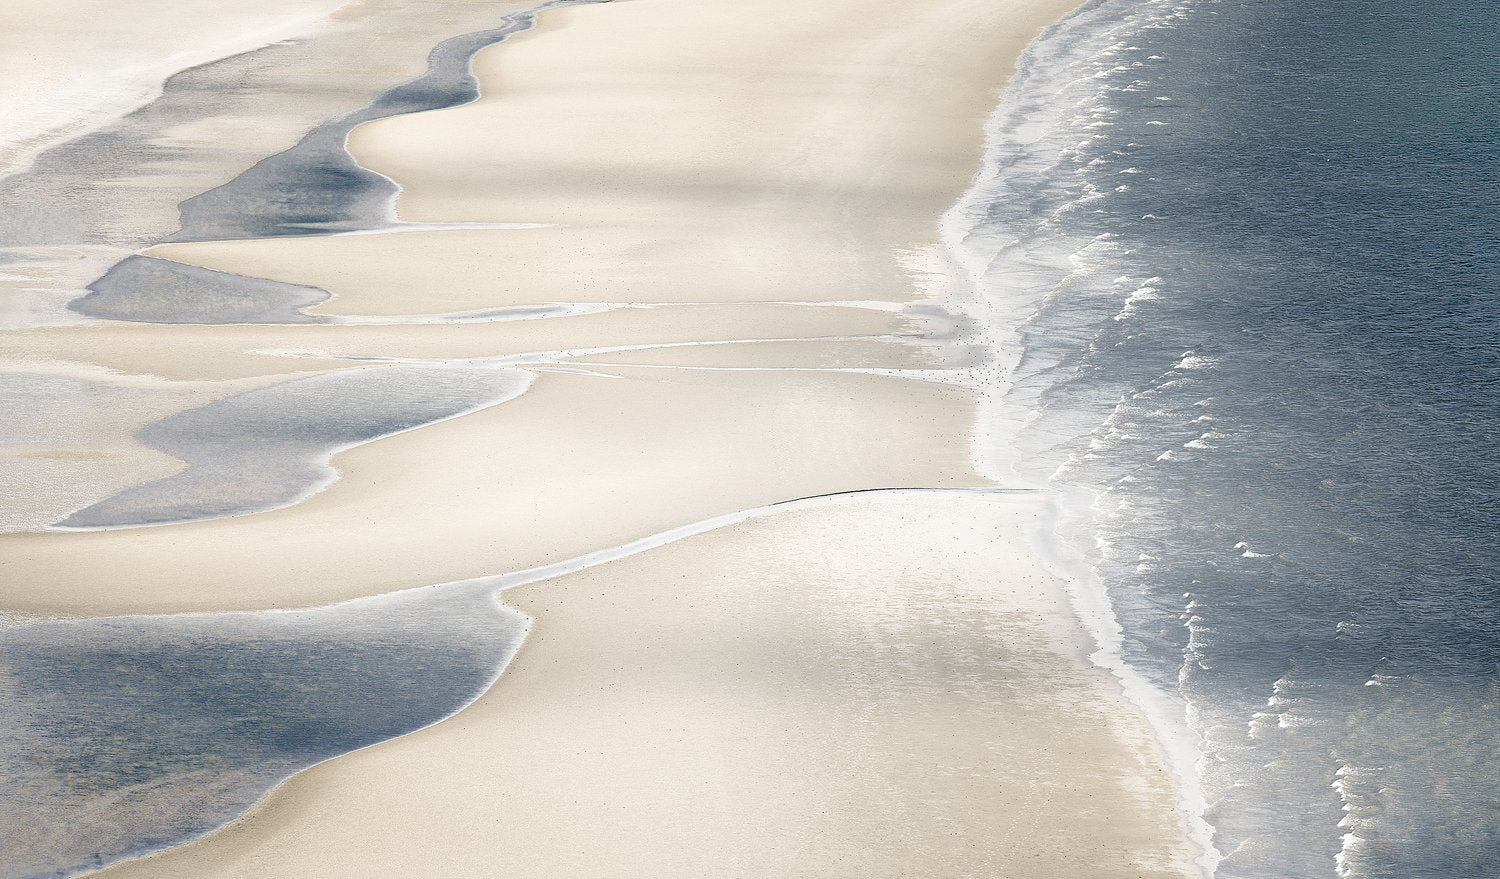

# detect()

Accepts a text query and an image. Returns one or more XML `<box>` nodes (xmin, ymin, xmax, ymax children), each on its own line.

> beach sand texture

<box><xmin>0</xmin><ymin>0</ymin><xmax>1203</xmax><ymax>875</ymax></box>
<box><xmin>98</xmin><ymin>493</ymin><xmax>1192</xmax><ymax>879</ymax></box>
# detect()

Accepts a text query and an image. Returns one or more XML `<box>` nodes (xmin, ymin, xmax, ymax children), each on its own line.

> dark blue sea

<box><xmin>956</xmin><ymin>0</ymin><xmax>1500</xmax><ymax>875</ymax></box>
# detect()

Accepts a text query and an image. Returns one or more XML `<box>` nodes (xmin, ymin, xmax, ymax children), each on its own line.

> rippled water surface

<box><xmin>961</xmin><ymin>0</ymin><xmax>1500</xmax><ymax>875</ymax></box>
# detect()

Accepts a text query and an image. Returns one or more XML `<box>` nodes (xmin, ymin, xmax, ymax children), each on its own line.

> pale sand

<box><xmin>1</xmin><ymin>368</ymin><xmax>984</xmax><ymax>617</ymax></box>
<box><xmin>7</xmin><ymin>302</ymin><xmax>917</xmax><ymax>380</ymax></box>
<box><xmin>7</xmin><ymin>0</ymin><xmax>1202</xmax><ymax>872</ymax></box>
<box><xmin>140</xmin><ymin>0</ymin><xmax>1071</xmax><ymax>315</ymax></box>
<box><xmin>99</xmin><ymin>493</ymin><xmax>1194</xmax><ymax>879</ymax></box>
<box><xmin>0</xmin><ymin>366</ymin><xmax>288</xmax><ymax>532</ymax></box>
<box><xmin>146</xmin><ymin>224</ymin><xmax>903</xmax><ymax>315</ymax></box>
<box><xmin>569</xmin><ymin>338</ymin><xmax>970</xmax><ymax>370</ymax></box>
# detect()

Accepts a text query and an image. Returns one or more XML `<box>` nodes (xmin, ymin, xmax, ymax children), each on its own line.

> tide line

<box><xmin>438</xmin><ymin>485</ymin><xmax>1034</xmax><ymax>602</ymax></box>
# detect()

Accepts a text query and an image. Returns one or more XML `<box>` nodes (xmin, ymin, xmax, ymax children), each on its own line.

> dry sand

<box><xmin>6</xmin><ymin>302</ymin><xmax>919</xmax><ymax>380</ymax></box>
<box><xmin>2</xmin><ymin>0</ymin><xmax>1203</xmax><ymax>873</ymax></box>
<box><xmin>3</xmin><ymin>368</ymin><xmax>985</xmax><ymax>617</ymax></box>
<box><xmin>99</xmin><ymin>493</ymin><xmax>1194</xmax><ymax>879</ymax></box>
<box><xmin>0</xmin><ymin>0</ymin><xmax>1077</xmax><ymax>618</ymax></box>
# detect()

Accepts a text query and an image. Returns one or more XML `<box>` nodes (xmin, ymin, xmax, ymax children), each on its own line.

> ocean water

<box><xmin>2</xmin><ymin>0</ymin><xmax>1494</xmax><ymax>876</ymax></box>
<box><xmin>954</xmin><ymin>0</ymin><xmax>1500</xmax><ymax>876</ymax></box>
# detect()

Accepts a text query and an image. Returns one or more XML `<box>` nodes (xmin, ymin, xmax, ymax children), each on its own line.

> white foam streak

<box><xmin>936</xmin><ymin>0</ymin><xmax>1222</xmax><ymax>873</ymax></box>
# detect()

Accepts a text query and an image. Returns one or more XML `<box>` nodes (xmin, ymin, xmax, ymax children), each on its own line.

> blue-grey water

<box><xmin>4</xmin><ymin>0</ymin><xmax>1495</xmax><ymax>877</ymax></box>
<box><xmin>0</xmin><ymin>583</ymin><xmax>527</xmax><ymax>879</ymax></box>
<box><xmin>961</xmin><ymin>0</ymin><xmax>1500</xmax><ymax>876</ymax></box>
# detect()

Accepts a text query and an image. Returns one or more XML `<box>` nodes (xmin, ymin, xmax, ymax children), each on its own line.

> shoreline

<box><xmin>3</xmin><ymin>0</ymin><xmax>1204</xmax><ymax>875</ymax></box>
<box><xmin>1030</xmin><ymin>483</ymin><xmax>1220</xmax><ymax>876</ymax></box>
<box><xmin>91</xmin><ymin>492</ymin><xmax>1198</xmax><ymax>879</ymax></box>
<box><xmin>937</xmin><ymin>1</ymin><xmax>1220</xmax><ymax>871</ymax></box>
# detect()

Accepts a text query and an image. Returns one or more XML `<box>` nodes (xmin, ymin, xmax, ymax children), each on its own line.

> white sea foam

<box><xmin>937</xmin><ymin>0</ymin><xmax>1222</xmax><ymax>873</ymax></box>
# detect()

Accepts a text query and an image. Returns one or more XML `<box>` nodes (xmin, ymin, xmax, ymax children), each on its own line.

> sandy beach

<box><xmin>1</xmin><ymin>0</ymin><xmax>1204</xmax><ymax>875</ymax></box>
<box><xmin>97</xmin><ymin>492</ymin><xmax>1192</xmax><ymax>879</ymax></box>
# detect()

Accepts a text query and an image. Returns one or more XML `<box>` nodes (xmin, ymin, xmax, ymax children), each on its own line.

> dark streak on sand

<box><xmin>166</xmin><ymin>0</ymin><xmax>611</xmax><ymax>244</ymax></box>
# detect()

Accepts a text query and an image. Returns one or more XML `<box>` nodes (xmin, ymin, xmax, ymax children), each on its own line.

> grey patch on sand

<box><xmin>59</xmin><ymin>365</ymin><xmax>532</xmax><ymax>528</ymax></box>
<box><xmin>65</xmin><ymin>257</ymin><xmax>620</xmax><ymax>326</ymax></box>
<box><xmin>0</xmin><ymin>0</ymin><xmax>596</xmax><ymax>327</ymax></box>
<box><xmin>0</xmin><ymin>583</ymin><xmax>526</xmax><ymax>879</ymax></box>
<box><xmin>70</xmin><ymin>255</ymin><xmax>331</xmax><ymax>324</ymax></box>
<box><xmin>170</xmin><ymin>0</ymin><xmax>608</xmax><ymax>242</ymax></box>
<box><xmin>0</xmin><ymin>372</ymin><xmax>182</xmax><ymax>532</ymax></box>
<box><xmin>0</xmin><ymin>1</ymin><xmax>594</xmax><ymax>252</ymax></box>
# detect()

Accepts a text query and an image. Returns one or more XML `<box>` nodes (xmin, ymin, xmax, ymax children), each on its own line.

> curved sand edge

<box><xmin>22</xmin><ymin>0</ymin><xmax>1204</xmax><ymax>873</ymax></box>
<box><xmin>0</xmin><ymin>0</ymin><xmax>350</xmax><ymax>182</ymax></box>
<box><xmin>96</xmin><ymin>492</ymin><xmax>1200</xmax><ymax>879</ymax></box>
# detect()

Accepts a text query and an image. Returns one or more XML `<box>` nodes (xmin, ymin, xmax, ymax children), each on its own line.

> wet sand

<box><xmin>2</xmin><ymin>368</ymin><xmax>986</xmax><ymax>616</ymax></box>
<box><xmin>1</xmin><ymin>0</ymin><xmax>1202</xmax><ymax>874</ymax></box>
<box><xmin>0</xmin><ymin>0</ymin><xmax>347</xmax><ymax>180</ymax></box>
<box><xmin>98</xmin><ymin>493</ymin><xmax>1194</xmax><ymax>879</ymax></box>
